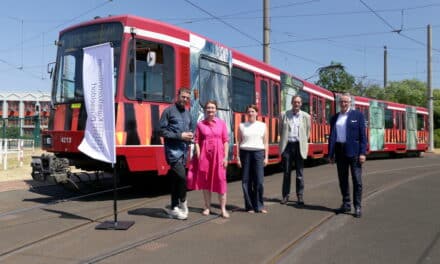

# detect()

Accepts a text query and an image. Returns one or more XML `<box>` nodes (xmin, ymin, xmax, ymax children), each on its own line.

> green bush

<box><xmin>434</xmin><ymin>128</ymin><xmax>440</xmax><ymax>148</ymax></box>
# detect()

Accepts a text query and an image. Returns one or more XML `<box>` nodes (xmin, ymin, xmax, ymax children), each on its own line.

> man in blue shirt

<box><xmin>160</xmin><ymin>88</ymin><xmax>193</xmax><ymax>220</ymax></box>
<box><xmin>328</xmin><ymin>93</ymin><xmax>367</xmax><ymax>218</ymax></box>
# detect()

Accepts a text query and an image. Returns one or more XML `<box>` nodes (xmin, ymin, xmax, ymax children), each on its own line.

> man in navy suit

<box><xmin>328</xmin><ymin>93</ymin><xmax>367</xmax><ymax>218</ymax></box>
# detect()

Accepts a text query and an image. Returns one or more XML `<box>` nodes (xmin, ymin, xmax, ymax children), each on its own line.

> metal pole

<box><xmin>33</xmin><ymin>114</ymin><xmax>41</xmax><ymax>147</ymax></box>
<box><xmin>113</xmin><ymin>164</ymin><xmax>118</xmax><ymax>224</ymax></box>
<box><xmin>384</xmin><ymin>46</ymin><xmax>387</xmax><ymax>88</ymax></box>
<box><xmin>427</xmin><ymin>25</ymin><xmax>434</xmax><ymax>152</ymax></box>
<box><xmin>263</xmin><ymin>0</ymin><xmax>270</xmax><ymax>64</ymax></box>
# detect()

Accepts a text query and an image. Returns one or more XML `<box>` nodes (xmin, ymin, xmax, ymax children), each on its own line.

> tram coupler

<box><xmin>30</xmin><ymin>154</ymin><xmax>71</xmax><ymax>184</ymax></box>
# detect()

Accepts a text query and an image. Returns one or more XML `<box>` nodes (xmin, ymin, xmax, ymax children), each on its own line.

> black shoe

<box><xmin>280</xmin><ymin>196</ymin><xmax>289</xmax><ymax>204</ymax></box>
<box><xmin>336</xmin><ymin>204</ymin><xmax>351</xmax><ymax>214</ymax></box>
<box><xmin>297</xmin><ymin>195</ymin><xmax>304</xmax><ymax>206</ymax></box>
<box><xmin>354</xmin><ymin>207</ymin><xmax>362</xmax><ymax>218</ymax></box>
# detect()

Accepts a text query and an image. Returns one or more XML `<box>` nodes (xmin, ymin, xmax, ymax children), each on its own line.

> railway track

<box><xmin>0</xmin><ymin>156</ymin><xmax>438</xmax><ymax>263</ymax></box>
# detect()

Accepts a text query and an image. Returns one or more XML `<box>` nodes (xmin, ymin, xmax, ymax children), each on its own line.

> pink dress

<box><xmin>187</xmin><ymin>117</ymin><xmax>229</xmax><ymax>194</ymax></box>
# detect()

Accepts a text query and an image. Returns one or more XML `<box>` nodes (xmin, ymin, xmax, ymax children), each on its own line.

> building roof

<box><xmin>0</xmin><ymin>92</ymin><xmax>51</xmax><ymax>102</ymax></box>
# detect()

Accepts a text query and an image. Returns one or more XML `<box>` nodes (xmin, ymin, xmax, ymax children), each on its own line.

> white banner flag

<box><xmin>78</xmin><ymin>43</ymin><xmax>116</xmax><ymax>164</ymax></box>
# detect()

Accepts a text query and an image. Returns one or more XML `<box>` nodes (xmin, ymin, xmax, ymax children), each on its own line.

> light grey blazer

<box><xmin>279</xmin><ymin>109</ymin><xmax>311</xmax><ymax>159</ymax></box>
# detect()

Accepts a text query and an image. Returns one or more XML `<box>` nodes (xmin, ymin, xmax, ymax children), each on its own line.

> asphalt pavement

<box><xmin>0</xmin><ymin>153</ymin><xmax>439</xmax><ymax>264</ymax></box>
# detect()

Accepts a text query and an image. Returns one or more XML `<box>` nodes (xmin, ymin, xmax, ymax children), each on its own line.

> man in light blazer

<box><xmin>328</xmin><ymin>93</ymin><xmax>367</xmax><ymax>218</ymax></box>
<box><xmin>279</xmin><ymin>95</ymin><xmax>311</xmax><ymax>206</ymax></box>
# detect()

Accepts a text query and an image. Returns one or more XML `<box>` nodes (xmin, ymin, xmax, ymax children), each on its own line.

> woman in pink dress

<box><xmin>187</xmin><ymin>100</ymin><xmax>230</xmax><ymax>218</ymax></box>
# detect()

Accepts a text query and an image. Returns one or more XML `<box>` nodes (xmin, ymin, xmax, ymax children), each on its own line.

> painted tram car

<box><xmin>31</xmin><ymin>15</ymin><xmax>429</xmax><ymax>183</ymax></box>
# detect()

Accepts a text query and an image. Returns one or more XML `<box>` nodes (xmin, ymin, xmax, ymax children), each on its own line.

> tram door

<box><xmin>257</xmin><ymin>77</ymin><xmax>280</xmax><ymax>146</ymax></box>
<box><xmin>369</xmin><ymin>101</ymin><xmax>385</xmax><ymax>151</ymax></box>
<box><xmin>406</xmin><ymin>106</ymin><xmax>417</xmax><ymax>150</ymax></box>
<box><xmin>310</xmin><ymin>95</ymin><xmax>326</xmax><ymax>144</ymax></box>
<box><xmin>189</xmin><ymin>36</ymin><xmax>232</xmax><ymax>133</ymax></box>
<box><xmin>395</xmin><ymin>111</ymin><xmax>406</xmax><ymax>144</ymax></box>
<box><xmin>269</xmin><ymin>80</ymin><xmax>281</xmax><ymax>145</ymax></box>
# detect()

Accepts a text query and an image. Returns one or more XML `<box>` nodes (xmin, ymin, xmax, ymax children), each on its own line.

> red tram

<box><xmin>31</xmin><ymin>15</ymin><xmax>429</xmax><ymax>183</ymax></box>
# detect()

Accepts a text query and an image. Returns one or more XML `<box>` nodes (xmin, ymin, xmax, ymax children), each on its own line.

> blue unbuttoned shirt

<box><xmin>160</xmin><ymin>103</ymin><xmax>192</xmax><ymax>164</ymax></box>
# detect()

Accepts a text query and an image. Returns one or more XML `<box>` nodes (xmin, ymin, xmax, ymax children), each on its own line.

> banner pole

<box><xmin>113</xmin><ymin>163</ymin><xmax>118</xmax><ymax>224</ymax></box>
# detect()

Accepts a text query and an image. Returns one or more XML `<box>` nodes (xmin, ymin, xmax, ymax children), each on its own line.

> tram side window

<box><xmin>231</xmin><ymin>67</ymin><xmax>255</xmax><ymax>112</ymax></box>
<box><xmin>356</xmin><ymin>106</ymin><xmax>369</xmax><ymax>127</ymax></box>
<box><xmin>260</xmin><ymin>80</ymin><xmax>268</xmax><ymax>115</ymax></box>
<box><xmin>325</xmin><ymin>99</ymin><xmax>332</xmax><ymax>124</ymax></box>
<box><xmin>417</xmin><ymin>114</ymin><xmax>425</xmax><ymax>130</ymax></box>
<box><xmin>125</xmin><ymin>39</ymin><xmax>174</xmax><ymax>102</ymax></box>
<box><xmin>299</xmin><ymin>90</ymin><xmax>310</xmax><ymax>114</ymax></box>
<box><xmin>396</xmin><ymin>112</ymin><xmax>405</xmax><ymax>129</ymax></box>
<box><xmin>316</xmin><ymin>97</ymin><xmax>324</xmax><ymax>123</ymax></box>
<box><xmin>363</xmin><ymin>107</ymin><xmax>369</xmax><ymax>126</ymax></box>
<box><xmin>272</xmin><ymin>83</ymin><xmax>280</xmax><ymax>117</ymax></box>
<box><xmin>385</xmin><ymin>109</ymin><xmax>393</xmax><ymax>129</ymax></box>
<box><xmin>311</xmin><ymin>96</ymin><xmax>323</xmax><ymax>123</ymax></box>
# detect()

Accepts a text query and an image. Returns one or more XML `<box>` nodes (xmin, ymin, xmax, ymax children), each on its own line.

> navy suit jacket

<box><xmin>328</xmin><ymin>109</ymin><xmax>367</xmax><ymax>159</ymax></box>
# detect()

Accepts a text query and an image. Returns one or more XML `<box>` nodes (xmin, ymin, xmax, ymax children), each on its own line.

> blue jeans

<box><xmin>240</xmin><ymin>149</ymin><xmax>265</xmax><ymax>211</ymax></box>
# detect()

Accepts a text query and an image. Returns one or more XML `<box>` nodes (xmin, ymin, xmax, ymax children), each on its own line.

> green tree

<box><xmin>315</xmin><ymin>62</ymin><xmax>356</xmax><ymax>93</ymax></box>
<box><xmin>383</xmin><ymin>79</ymin><xmax>427</xmax><ymax>106</ymax></box>
<box><xmin>6</xmin><ymin>127</ymin><xmax>20</xmax><ymax>138</ymax></box>
<box><xmin>364</xmin><ymin>84</ymin><xmax>386</xmax><ymax>100</ymax></box>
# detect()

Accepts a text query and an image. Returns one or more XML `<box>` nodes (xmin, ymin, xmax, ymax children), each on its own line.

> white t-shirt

<box><xmin>239</xmin><ymin>121</ymin><xmax>266</xmax><ymax>151</ymax></box>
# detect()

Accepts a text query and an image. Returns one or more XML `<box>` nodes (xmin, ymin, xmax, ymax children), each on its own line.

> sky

<box><xmin>1</xmin><ymin>0</ymin><xmax>440</xmax><ymax>95</ymax></box>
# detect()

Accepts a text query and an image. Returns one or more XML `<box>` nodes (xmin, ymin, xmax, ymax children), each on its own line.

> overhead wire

<box><xmin>359</xmin><ymin>0</ymin><xmax>396</xmax><ymax>31</ymax></box>
<box><xmin>0</xmin><ymin>0</ymin><xmax>113</xmax><ymax>80</ymax></box>
<box><xmin>175</xmin><ymin>0</ymin><xmax>319</xmax><ymax>23</ymax></box>
<box><xmin>172</xmin><ymin>3</ymin><xmax>440</xmax><ymax>22</ymax></box>
<box><xmin>359</xmin><ymin>0</ymin><xmax>440</xmax><ymax>53</ymax></box>
<box><xmin>182</xmin><ymin>0</ymin><xmax>262</xmax><ymax>44</ymax></box>
<box><xmin>180</xmin><ymin>0</ymin><xmax>439</xmax><ymax>85</ymax></box>
<box><xmin>271</xmin><ymin>47</ymin><xmax>329</xmax><ymax>67</ymax></box>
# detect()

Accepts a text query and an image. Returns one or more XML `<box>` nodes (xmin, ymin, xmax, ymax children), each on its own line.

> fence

<box><xmin>0</xmin><ymin>138</ymin><xmax>35</xmax><ymax>170</ymax></box>
<box><xmin>0</xmin><ymin>116</ymin><xmax>49</xmax><ymax>147</ymax></box>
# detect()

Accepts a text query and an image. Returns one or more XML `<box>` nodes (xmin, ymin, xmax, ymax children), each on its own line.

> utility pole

<box><xmin>427</xmin><ymin>24</ymin><xmax>434</xmax><ymax>152</ymax></box>
<box><xmin>263</xmin><ymin>0</ymin><xmax>270</xmax><ymax>64</ymax></box>
<box><xmin>383</xmin><ymin>46</ymin><xmax>387</xmax><ymax>88</ymax></box>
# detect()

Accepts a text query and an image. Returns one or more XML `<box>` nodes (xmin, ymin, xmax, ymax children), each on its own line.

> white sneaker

<box><xmin>179</xmin><ymin>200</ymin><xmax>189</xmax><ymax>216</ymax></box>
<box><xmin>168</xmin><ymin>206</ymin><xmax>187</xmax><ymax>220</ymax></box>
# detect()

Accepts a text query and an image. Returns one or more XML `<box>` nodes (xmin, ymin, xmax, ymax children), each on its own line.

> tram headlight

<box><xmin>42</xmin><ymin>135</ymin><xmax>52</xmax><ymax>147</ymax></box>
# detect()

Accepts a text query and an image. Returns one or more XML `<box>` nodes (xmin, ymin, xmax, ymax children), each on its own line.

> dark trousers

<box><xmin>240</xmin><ymin>149</ymin><xmax>265</xmax><ymax>211</ymax></box>
<box><xmin>168</xmin><ymin>157</ymin><xmax>187</xmax><ymax>208</ymax></box>
<box><xmin>282</xmin><ymin>142</ymin><xmax>304</xmax><ymax>198</ymax></box>
<box><xmin>335</xmin><ymin>143</ymin><xmax>363</xmax><ymax>208</ymax></box>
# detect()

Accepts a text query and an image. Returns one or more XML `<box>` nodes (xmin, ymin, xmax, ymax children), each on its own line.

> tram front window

<box><xmin>53</xmin><ymin>22</ymin><xmax>123</xmax><ymax>103</ymax></box>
